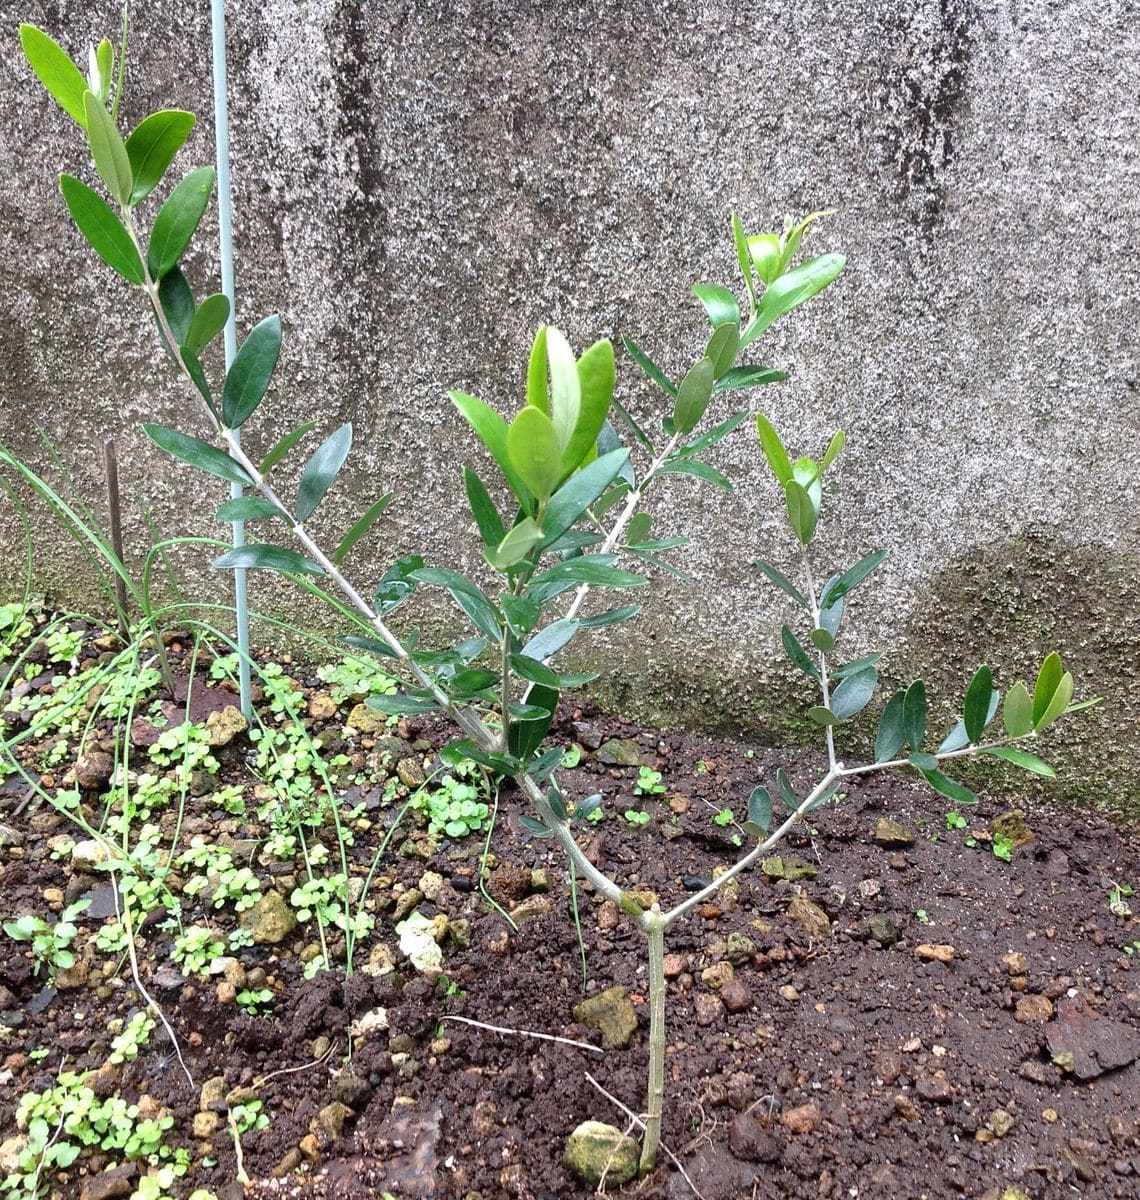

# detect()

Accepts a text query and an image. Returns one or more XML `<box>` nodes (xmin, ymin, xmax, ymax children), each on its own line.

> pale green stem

<box><xmin>639</xmin><ymin>905</ymin><xmax>667</xmax><ymax>1175</ymax></box>
<box><xmin>801</xmin><ymin>552</ymin><xmax>837</xmax><ymax>771</ymax></box>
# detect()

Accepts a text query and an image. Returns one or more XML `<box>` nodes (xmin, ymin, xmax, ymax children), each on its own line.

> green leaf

<box><xmin>125</xmin><ymin>110</ymin><xmax>196</xmax><ymax>204</ymax></box>
<box><xmin>731</xmin><ymin>210</ymin><xmax>758</xmax><ymax>311</ymax></box>
<box><xmin>781</xmin><ymin>625</ymin><xmax>819</xmax><ymax>680</ymax></box>
<box><xmin>337</xmin><ymin>638</ymin><xmax>398</xmax><ymax>666</ymax></box>
<box><xmin>296</xmin><ymin>422</ymin><xmax>352</xmax><ymax>522</ymax></box>
<box><xmin>540</xmin><ymin>448</ymin><xmax>630</xmax><ymax>548</ymax></box>
<box><xmin>775</xmin><ymin>768</ymin><xmax>796</xmax><ymax>810</ymax></box>
<box><xmin>655</xmin><ymin>459</ymin><xmax>732</xmax><ymax>490</ymax></box>
<box><xmin>785</xmin><ymin>479</ymin><xmax>817</xmax><ymax>544</ymax></box>
<box><xmin>544</xmin><ymin>328</ymin><xmax>581</xmax><ymax>459</ymax></box>
<box><xmin>979</xmin><ymin>746</ymin><xmax>1056</xmax><ymax>777</ymax></box>
<box><xmin>692</xmin><ymin>283</ymin><xmax>740</xmax><ymax>327</ymax></box>
<box><xmin>447</xmin><ymin>668</ymin><xmax>500</xmax><ymax>697</ymax></box>
<box><xmin>705</xmin><ymin>323</ymin><xmax>740</xmax><ymax>380</ymax></box>
<box><xmin>819</xmin><ymin>586</ymin><xmax>844</xmax><ymax>638</ymax></box>
<box><xmin>754</xmin><ymin>560</ymin><xmax>809</xmax><ymax>609</ymax></box>
<box><xmin>20</xmin><ymin>25</ymin><xmax>89</xmax><ymax>125</ymax></box>
<box><xmin>184</xmin><ymin>293</ymin><xmax>231</xmax><ymax>356</ymax></box>
<box><xmin>259</xmin><ymin>420</ymin><xmax>316</xmax><ymax>476</ymax></box>
<box><xmin>577</xmin><ymin>605</ymin><xmax>641</xmax><ymax>629</ymax></box>
<box><xmin>819</xmin><ymin>429</ymin><xmax>846</xmax><ymax>472</ymax></box>
<box><xmin>518</xmin><ymin>815</ymin><xmax>554</xmax><ymax>838</ymax></box>
<box><xmin>522</xmin><ymin>619</ymin><xmax>580</xmax><ymax>661</ymax></box>
<box><xmin>92</xmin><ymin>39</ymin><xmax>114</xmax><ymax>103</ymax></box>
<box><xmin>529</xmin><ymin>556</ymin><xmax>645</xmax><ymax>590</ymax></box>
<box><xmin>509</xmin><ymin>653</ymin><xmax>561</xmax><ymax>690</ymax></box>
<box><xmin>622</xmin><ymin>333</ymin><xmax>677</xmax><ymax>398</ymax></box>
<box><xmin>366</xmin><ymin>691</ymin><xmax>439</xmax><ymax>716</ymax></box>
<box><xmin>148</xmin><ymin>166</ymin><xmax>215</xmax><ymax>279</ymax></box>
<box><xmin>747</xmin><ymin>786</ymin><xmax>772</xmax><ymax>833</ymax></box>
<box><xmin>143</xmin><ymin>424</ymin><xmax>252</xmax><ymax>486</ymax></box>
<box><xmin>214</xmin><ymin>496</ymin><xmax>286</xmax><ymax>522</ymax></box>
<box><xmin>333</xmin><ymin>492</ymin><xmax>393</xmax><ymax>566</ymax></box>
<box><xmin>213</xmin><ymin>543</ymin><xmax>324</xmax><ymax>576</ymax></box>
<box><xmin>440</xmin><ymin>739</ymin><xmax>518</xmax><ymax>776</ymax></box>
<box><xmin>507</xmin><ymin>405</ymin><xmax>562</xmax><ymax>501</ymax></box>
<box><xmin>679</xmin><ymin>410</ymin><xmax>749</xmax><ymax>457</ymax></box>
<box><xmin>374</xmin><ymin>554</ymin><xmax>423</xmax><ymax>615</ymax></box>
<box><xmin>1032</xmin><ymin>652</ymin><xmax>1063</xmax><ymax>726</ymax></box>
<box><xmin>1034</xmin><ymin>670</ymin><xmax>1073</xmax><ymax>733</ymax></box>
<box><xmin>610</xmin><ymin>393</ymin><xmax>653</xmax><ymax>452</ymax></box>
<box><xmin>832</xmin><ymin>652</ymin><xmax>884</xmax><ymax>679</ymax></box>
<box><xmin>410</xmin><ymin>568</ymin><xmax>502</xmax><ymax>640</ymax></box>
<box><xmin>902</xmin><ymin>680</ymin><xmax>927</xmax><ymax>751</ymax></box>
<box><xmin>809</xmin><ymin>628</ymin><xmax>834</xmax><ymax>652</ymax></box>
<box><xmin>222</xmin><ymin>315</ymin><xmax>282</xmax><ymax>429</ymax></box>
<box><xmin>875</xmin><ymin>691</ymin><xmax>906</xmax><ymax>762</ymax></box>
<box><xmin>740</xmin><ymin>253</ymin><xmax>847</xmax><ymax>348</ymax></box>
<box><xmin>487</xmin><ymin>516</ymin><xmax>543</xmax><ymax>571</ymax></box>
<box><xmin>502</xmin><ymin>595</ymin><xmax>542</xmax><ymax>638</ymax></box>
<box><xmin>672</xmin><ymin>357</ymin><xmax>716</xmax><ymax>435</ymax></box>
<box><xmin>526</xmin><ymin>326</ymin><xmax>549</xmax><ymax>413</ymax></box>
<box><xmin>916</xmin><ymin>766</ymin><xmax>978</xmax><ymax>806</ymax></box>
<box><xmin>179</xmin><ymin>348</ymin><xmax>217</xmax><ymax>418</ymax></box>
<box><xmin>83</xmin><ymin>90</ymin><xmax>132</xmax><ymax>206</ymax></box>
<box><xmin>58</xmin><ymin>173</ymin><xmax>144</xmax><ymax>284</ymax></box>
<box><xmin>573</xmin><ymin>794</ymin><xmax>603</xmax><ymax>822</ymax></box>
<box><xmin>463</xmin><ymin>467</ymin><xmax>506</xmax><ymax>548</ymax></box>
<box><xmin>963</xmin><ymin>665</ymin><xmax>994</xmax><ymax>744</ymax></box>
<box><xmin>755</xmin><ymin>414</ymin><xmax>793</xmax><ymax>485</ymax></box>
<box><xmin>937</xmin><ymin>720</ymin><xmax>969</xmax><ymax>754</ymax></box>
<box><xmin>158</xmin><ymin>267</ymin><xmax>194</xmax><ymax>346</ymax></box>
<box><xmin>830</xmin><ymin>666</ymin><xmax>877</xmax><ymax>721</ymax></box>
<box><xmin>451</xmin><ymin>391</ymin><xmax>530</xmax><ymax>507</ymax></box>
<box><xmin>819</xmin><ymin>548</ymin><xmax>888</xmax><ymax>609</ymax></box>
<box><xmin>808</xmin><ymin>705</ymin><xmax>839</xmax><ymax>726</ymax></box>
<box><xmin>563</xmin><ymin>338</ymin><xmax>615</xmax><ymax>475</ymax></box>
<box><xmin>748</xmin><ymin>232</ymin><xmax>783</xmax><ymax>285</ymax></box>
<box><xmin>714</xmin><ymin>365</ymin><xmax>789</xmax><ymax>393</ymax></box>
<box><xmin>779</xmin><ymin>209</ymin><xmax>834</xmax><ymax>272</ymax></box>
<box><xmin>508</xmin><ymin>682</ymin><xmax>558</xmax><ymax>762</ymax></box>
<box><xmin>1003</xmin><ymin>680</ymin><xmax>1034</xmax><ymax>738</ymax></box>
<box><xmin>908</xmin><ymin>751</ymin><xmax>939</xmax><ymax>772</ymax></box>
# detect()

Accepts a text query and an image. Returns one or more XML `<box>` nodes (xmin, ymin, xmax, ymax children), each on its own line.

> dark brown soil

<box><xmin>2</xmin><ymin>629</ymin><xmax>1139</xmax><ymax>1200</ymax></box>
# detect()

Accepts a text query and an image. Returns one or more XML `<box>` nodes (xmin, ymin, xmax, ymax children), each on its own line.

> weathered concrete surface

<box><xmin>0</xmin><ymin>2</ymin><xmax>1137</xmax><ymax>812</ymax></box>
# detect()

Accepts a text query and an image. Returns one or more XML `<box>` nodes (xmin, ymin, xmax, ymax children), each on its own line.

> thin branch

<box><xmin>441</xmin><ymin>1014</ymin><xmax>604</xmax><ymax>1055</ymax></box>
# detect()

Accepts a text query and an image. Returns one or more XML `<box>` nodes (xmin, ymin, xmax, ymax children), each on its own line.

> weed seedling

<box><xmin>945</xmin><ymin>809</ymin><xmax>967</xmax><ymax>831</ymax></box>
<box><xmin>992</xmin><ymin>834</ymin><xmax>1015</xmax><ymax>863</ymax></box>
<box><xmin>1108</xmin><ymin>881</ymin><xmax>1134</xmax><ymax>918</ymax></box>
<box><xmin>634</xmin><ymin>766</ymin><xmax>666</xmax><ymax>796</ymax></box>
<box><xmin>713</xmin><ymin>808</ymin><xmax>734</xmax><ymax>827</ymax></box>
<box><xmin>3</xmin><ymin>897</ymin><xmax>90</xmax><ymax>981</ymax></box>
<box><xmin>624</xmin><ymin>809</ymin><xmax>651</xmax><ymax>828</ymax></box>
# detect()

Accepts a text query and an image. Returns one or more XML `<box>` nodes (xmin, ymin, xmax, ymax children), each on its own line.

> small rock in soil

<box><xmin>780</xmin><ymin>1100</ymin><xmax>823</xmax><ymax>1134</ymax></box>
<box><xmin>595</xmin><ymin>737</ymin><xmax>641</xmax><ymax>766</ymax></box>
<box><xmin>916</xmin><ymin>1073</ymin><xmax>954</xmax><ymax>1103</ymax></box>
<box><xmin>1018</xmin><ymin>1059</ymin><xmax>1048</xmax><ymax>1083</ymax></box>
<box><xmin>346</xmin><ymin>702</ymin><xmax>388</xmax><ymax>733</ymax></box>
<box><xmin>239</xmin><ymin>890</ymin><xmax>297</xmax><ymax>945</ymax></box>
<box><xmin>786</xmin><ymin>895</ymin><xmax>830</xmax><ymax>940</ymax></box>
<box><xmin>695</xmin><ymin>993</ymin><xmax>724</xmax><ymax>1026</ymax></box>
<box><xmin>200</xmin><ymin>1076</ymin><xmax>227</xmax><ymax>1112</ymax></box>
<box><xmin>991</xmin><ymin>810</ymin><xmax>1034</xmax><ymax>847</ymax></box>
<box><xmin>864</xmin><ymin>912</ymin><xmax>902</xmax><ymax>947</ymax></box>
<box><xmin>1045</xmin><ymin>994</ymin><xmax>1140</xmax><ymax>1079</ymax></box>
<box><xmin>79</xmin><ymin>1162</ymin><xmax>137</xmax><ymax>1200</ymax></box>
<box><xmin>701</xmin><ymin>962</ymin><xmax>733</xmax><ymax>989</ymax></box>
<box><xmin>1014</xmin><ymin>994</ymin><xmax>1053</xmax><ymax>1024</ymax></box>
<box><xmin>728</xmin><ymin>1113</ymin><xmax>780</xmax><ymax>1162</ymax></box>
<box><xmin>894</xmin><ymin>1094</ymin><xmax>920</xmax><ymax>1121</ymax></box>
<box><xmin>987</xmin><ymin>1108</ymin><xmax>1017</xmax><ymax>1136</ymax></box>
<box><xmin>73</xmin><ymin>751</ymin><xmax>114</xmax><ymax>791</ymax></box>
<box><xmin>572</xmin><ymin>986</ymin><xmax>638</xmax><ymax>1048</ymax></box>
<box><xmin>663</xmin><ymin>953</ymin><xmax>686</xmax><ymax>978</ymax></box>
<box><xmin>720</xmin><ymin>978</ymin><xmax>753</xmax><ymax>1013</ymax></box>
<box><xmin>683</xmin><ymin>874</ymin><xmax>712</xmax><ymax>891</ymax></box>
<box><xmin>1002</xmin><ymin>951</ymin><xmax>1029</xmax><ymax>976</ymax></box>
<box><xmin>762</xmin><ymin>855</ymin><xmax>818</xmax><ymax>881</ymax></box>
<box><xmin>71</xmin><ymin>839</ymin><xmax>112</xmax><ymax>872</ymax></box>
<box><xmin>312</xmin><ymin>1100</ymin><xmax>352</xmax><ymax>1141</ymax></box>
<box><xmin>872</xmin><ymin>818</ymin><xmax>914</xmax><ymax>848</ymax></box>
<box><xmin>915</xmin><ymin>943</ymin><xmax>956</xmax><ymax>963</ymax></box>
<box><xmin>205</xmin><ymin>706</ymin><xmax>248</xmax><ymax>747</ymax></box>
<box><xmin>563</xmin><ymin>1120</ymin><xmax>639</xmax><ymax>1186</ymax></box>
<box><xmin>192</xmin><ymin>1112</ymin><xmax>220</xmax><ymax>1138</ymax></box>
<box><xmin>511</xmin><ymin>894</ymin><xmax>552</xmax><ymax>923</ymax></box>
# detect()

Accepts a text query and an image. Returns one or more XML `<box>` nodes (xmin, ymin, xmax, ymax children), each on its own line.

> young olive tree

<box><xmin>19</xmin><ymin>21</ymin><xmax>1094</xmax><ymax>1178</ymax></box>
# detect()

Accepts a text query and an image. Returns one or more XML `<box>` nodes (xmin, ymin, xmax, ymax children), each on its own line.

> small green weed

<box><xmin>712</xmin><ymin>808</ymin><xmax>734</xmax><ymax>827</ymax></box>
<box><xmin>624</xmin><ymin>809</ymin><xmax>651</xmax><ymax>827</ymax></box>
<box><xmin>633</xmin><ymin>766</ymin><xmax>665</xmax><ymax>796</ymax></box>
<box><xmin>945</xmin><ymin>809</ymin><xmax>967</xmax><ymax>831</ymax></box>
<box><xmin>3</xmin><ymin>898</ymin><xmax>90</xmax><ymax>981</ymax></box>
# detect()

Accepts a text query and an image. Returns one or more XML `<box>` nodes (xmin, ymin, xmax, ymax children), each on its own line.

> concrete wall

<box><xmin>1</xmin><ymin>1</ymin><xmax>1137</xmax><ymax>812</ymax></box>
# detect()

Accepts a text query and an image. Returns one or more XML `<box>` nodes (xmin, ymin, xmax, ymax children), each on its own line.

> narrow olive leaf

<box><xmin>740</xmin><ymin>253</ymin><xmax>847</xmax><ymax>348</ymax></box>
<box><xmin>563</xmin><ymin>338</ymin><xmax>615</xmax><ymax>475</ymax></box>
<box><xmin>819</xmin><ymin>548</ymin><xmax>888</xmax><ymax>609</ymax></box>
<box><xmin>902</xmin><ymin>679</ymin><xmax>927</xmax><ymax>750</ymax></box>
<box><xmin>830</xmin><ymin>665</ymin><xmax>878</xmax><ymax>721</ymax></box>
<box><xmin>1063</xmin><ymin>696</ymin><xmax>1101</xmax><ymax>715</ymax></box>
<box><xmin>754</xmin><ymin>560</ymin><xmax>809</xmax><ymax>608</ymax></box>
<box><xmin>507</xmin><ymin>405</ymin><xmax>562</xmax><ymax>501</ymax></box>
<box><xmin>832</xmin><ymin>652</ymin><xmax>884</xmax><ymax>679</ymax></box>
<box><xmin>1032</xmin><ymin>652</ymin><xmax>1063</xmax><ymax>726</ymax></box>
<box><xmin>655</xmin><ymin>459</ymin><xmax>732</xmax><ymax>490</ymax></box>
<box><xmin>979</xmin><ymin>746</ymin><xmax>1056</xmax><ymax>777</ymax></box>
<box><xmin>820</xmin><ymin>428</ymin><xmax>846</xmax><ymax>472</ymax></box>
<box><xmin>781</xmin><ymin>625</ymin><xmax>820</xmax><ymax>680</ymax></box>
<box><xmin>705</xmin><ymin>323</ymin><xmax>740</xmax><ymax>380</ymax></box>
<box><xmin>83</xmin><ymin>91</ymin><xmax>133</xmax><ymax>207</ymax></box>
<box><xmin>125</xmin><ymin>110</ymin><xmax>195</xmax><ymax>204</ymax></box>
<box><xmin>147</xmin><ymin>165</ymin><xmax>216</xmax><ymax>279</ymax></box>
<box><xmin>810</xmin><ymin>628</ymin><xmax>835</xmax><ymax>653</ymax></box>
<box><xmin>450</xmin><ymin>391</ymin><xmax>531</xmax><ymax>506</ymax></box>
<box><xmin>545</xmin><ymin>784</ymin><xmax>569</xmax><ymax>820</ymax></box>
<box><xmin>441</xmin><ymin>739</ymin><xmax>518</xmax><ymax>775</ymax></box>
<box><xmin>627</xmin><ymin>512</ymin><xmax>652</xmax><ymax>546</ymax></box>
<box><xmin>462</xmin><ymin>467</ymin><xmax>505</xmax><ymax>548</ymax></box>
<box><xmin>577</xmin><ymin>605</ymin><xmax>641</xmax><ymax>629</ymax></box>
<box><xmin>540</xmin><ymin>447</ymin><xmax>630</xmax><ymax>548</ymax></box>
<box><xmin>731</xmin><ymin>210</ymin><xmax>758</xmax><ymax>311</ymax></box>
<box><xmin>680</xmin><ymin>410</ymin><xmax>750</xmax><ymax>457</ymax></box>
<box><xmin>1003</xmin><ymin>680</ymin><xmax>1034</xmax><ymax>738</ymax></box>
<box><xmin>447</xmin><ymin>668</ymin><xmax>500</xmax><ymax>697</ymax></box>
<box><xmin>785</xmin><ymin>479</ymin><xmax>817</xmax><ymax>544</ymax></box>
<box><xmin>183</xmin><ymin>293</ymin><xmax>231</xmax><ymax>356</ymax></box>
<box><xmin>502</xmin><ymin>595</ymin><xmax>541</xmax><ymax>638</ymax></box>
<box><xmin>808</xmin><ymin>705</ymin><xmax>839</xmax><ymax>726</ymax></box>
<box><xmin>518</xmin><ymin>815</ymin><xmax>554</xmax><ymax>838</ymax></box>
<box><xmin>259</xmin><ymin>419</ymin><xmax>316</xmax><ymax>476</ymax></box>
<box><xmin>573</xmin><ymin>794</ymin><xmax>603</xmax><ymax>822</ymax></box>
<box><xmin>908</xmin><ymin>750</ymin><xmax>939</xmax><ymax>772</ymax></box>
<box><xmin>755</xmin><ymin>414</ymin><xmax>793</xmax><ymax>485</ymax></box>
<box><xmin>295</xmin><ymin>422</ymin><xmax>352</xmax><ymax>523</ymax></box>
<box><xmin>93</xmin><ymin>39</ymin><xmax>113</xmax><ymax>102</ymax></box>
<box><xmin>672</xmin><ymin>357</ymin><xmax>716</xmax><ymax>435</ymax></box>
<box><xmin>747</xmin><ymin>785</ymin><xmax>773</xmax><ymax>833</ymax></box>
<box><xmin>179</xmin><ymin>348</ymin><xmax>217</xmax><ymax>419</ymax></box>
<box><xmin>222</xmin><ymin>315</ymin><xmax>282</xmax><ymax>429</ymax></box>
<box><xmin>508</xmin><ymin>681</ymin><xmax>558</xmax><ymax>762</ymax></box>
<box><xmin>1034</xmin><ymin>671</ymin><xmax>1073</xmax><ymax>733</ymax></box>
<box><xmin>410</xmin><ymin>567</ymin><xmax>502</xmax><ymax>640</ymax></box>
<box><xmin>213</xmin><ymin>543</ymin><xmax>324</xmax><ymax>576</ymax></box>
<box><xmin>610</xmin><ymin>393</ymin><xmax>653</xmax><ymax>452</ymax></box>
<box><xmin>714</xmin><ymin>365</ymin><xmax>789</xmax><ymax>393</ymax></box>
<box><xmin>143</xmin><ymin>423</ymin><xmax>252</xmax><ymax>486</ymax></box>
<box><xmin>622</xmin><ymin>334</ymin><xmax>677</xmax><ymax>399</ymax></box>
<box><xmin>875</xmin><ymin>691</ymin><xmax>906</xmax><ymax>762</ymax></box>
<box><xmin>509</xmin><ymin>653</ymin><xmax>561</xmax><ymax>690</ymax></box>
<box><xmin>333</xmin><ymin>492</ymin><xmax>393</xmax><ymax>566</ymax></box>
<box><xmin>819</xmin><ymin>587</ymin><xmax>844</xmax><ymax>638</ymax></box>
<box><xmin>916</xmin><ymin>766</ymin><xmax>978</xmax><ymax>807</ymax></box>
<box><xmin>691</xmin><ymin>282</ymin><xmax>740</xmax><ymax>327</ymax></box>
<box><xmin>20</xmin><ymin>25</ymin><xmax>89</xmax><ymax>125</ymax></box>
<box><xmin>963</xmin><ymin>664</ymin><xmax>994</xmax><ymax>743</ymax></box>
<box><xmin>938</xmin><ymin>720</ymin><xmax>969</xmax><ymax>754</ymax></box>
<box><xmin>529</xmin><ymin>748</ymin><xmax>566</xmax><ymax>784</ymax></box>
<box><xmin>214</xmin><ymin>496</ymin><xmax>286</xmax><ymax>522</ymax></box>
<box><xmin>545</xmin><ymin>327</ymin><xmax>581</xmax><ymax>457</ymax></box>
<box><xmin>775</xmin><ymin>768</ymin><xmax>796</xmax><ymax>810</ymax></box>
<box><xmin>374</xmin><ymin>554</ymin><xmax>423</xmax><ymax>614</ymax></box>
<box><xmin>487</xmin><ymin>516</ymin><xmax>543</xmax><ymax>571</ymax></box>
<box><xmin>158</xmin><ymin>267</ymin><xmax>194</xmax><ymax>347</ymax></box>
<box><xmin>529</xmin><ymin>557</ymin><xmax>646</xmax><ymax>589</ymax></box>
<box><xmin>522</xmin><ymin>618</ymin><xmax>580</xmax><ymax>661</ymax></box>
<box><xmin>748</xmin><ymin>232</ymin><xmax>782</xmax><ymax>285</ymax></box>
<box><xmin>366</xmin><ymin>691</ymin><xmax>439</xmax><ymax>716</ymax></box>
<box><xmin>339</xmin><ymin>634</ymin><xmax>398</xmax><ymax>660</ymax></box>
<box><xmin>58</xmin><ymin>174</ymin><xmax>144</xmax><ymax>284</ymax></box>
<box><xmin>526</xmin><ymin>325</ymin><xmax>549</xmax><ymax>413</ymax></box>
